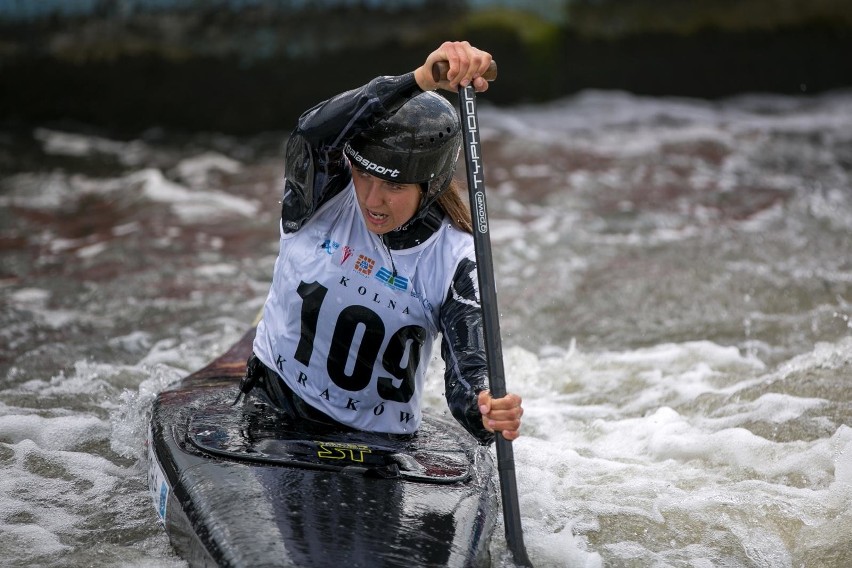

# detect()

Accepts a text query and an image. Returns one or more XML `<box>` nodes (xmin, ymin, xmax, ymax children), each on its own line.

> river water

<box><xmin>2</xmin><ymin>87</ymin><xmax>851</xmax><ymax>567</ymax></box>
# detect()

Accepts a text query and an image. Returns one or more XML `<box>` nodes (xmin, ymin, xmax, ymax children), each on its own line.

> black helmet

<box><xmin>345</xmin><ymin>91</ymin><xmax>461</xmax><ymax>218</ymax></box>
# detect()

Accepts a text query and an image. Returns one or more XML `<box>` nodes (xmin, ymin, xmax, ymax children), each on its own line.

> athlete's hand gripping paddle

<box><xmin>433</xmin><ymin>60</ymin><xmax>533</xmax><ymax>568</ymax></box>
<box><xmin>431</xmin><ymin>60</ymin><xmax>499</xmax><ymax>84</ymax></box>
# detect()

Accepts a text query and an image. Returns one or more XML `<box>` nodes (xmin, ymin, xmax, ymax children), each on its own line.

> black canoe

<box><xmin>147</xmin><ymin>327</ymin><xmax>498</xmax><ymax>567</ymax></box>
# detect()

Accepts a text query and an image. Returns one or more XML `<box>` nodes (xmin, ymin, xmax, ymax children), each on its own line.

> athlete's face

<box><xmin>352</xmin><ymin>166</ymin><xmax>422</xmax><ymax>234</ymax></box>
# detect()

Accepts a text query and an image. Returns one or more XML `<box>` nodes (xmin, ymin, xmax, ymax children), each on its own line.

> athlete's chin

<box><xmin>366</xmin><ymin>225</ymin><xmax>397</xmax><ymax>236</ymax></box>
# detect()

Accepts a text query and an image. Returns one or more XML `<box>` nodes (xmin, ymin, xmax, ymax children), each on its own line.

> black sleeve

<box><xmin>440</xmin><ymin>257</ymin><xmax>495</xmax><ymax>445</ymax></box>
<box><xmin>280</xmin><ymin>72</ymin><xmax>423</xmax><ymax>232</ymax></box>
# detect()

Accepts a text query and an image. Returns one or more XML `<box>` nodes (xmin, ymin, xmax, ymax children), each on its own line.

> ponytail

<box><xmin>436</xmin><ymin>180</ymin><xmax>473</xmax><ymax>234</ymax></box>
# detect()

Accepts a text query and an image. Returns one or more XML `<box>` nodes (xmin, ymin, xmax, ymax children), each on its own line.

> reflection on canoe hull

<box><xmin>148</xmin><ymin>328</ymin><xmax>498</xmax><ymax>567</ymax></box>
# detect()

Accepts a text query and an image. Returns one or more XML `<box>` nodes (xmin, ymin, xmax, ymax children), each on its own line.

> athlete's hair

<box><xmin>437</xmin><ymin>179</ymin><xmax>472</xmax><ymax>234</ymax></box>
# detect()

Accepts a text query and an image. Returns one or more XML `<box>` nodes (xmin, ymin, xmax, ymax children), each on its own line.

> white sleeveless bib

<box><xmin>253</xmin><ymin>184</ymin><xmax>475</xmax><ymax>434</ymax></box>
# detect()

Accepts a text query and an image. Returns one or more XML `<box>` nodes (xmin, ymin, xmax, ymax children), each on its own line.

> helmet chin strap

<box><xmin>383</xmin><ymin>203</ymin><xmax>444</xmax><ymax>251</ymax></box>
<box><xmin>402</xmin><ymin>175</ymin><xmax>451</xmax><ymax>227</ymax></box>
<box><xmin>390</xmin><ymin>183</ymin><xmax>429</xmax><ymax>233</ymax></box>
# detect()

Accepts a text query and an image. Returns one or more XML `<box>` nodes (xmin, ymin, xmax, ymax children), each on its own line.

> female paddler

<box><xmin>241</xmin><ymin>40</ymin><xmax>524</xmax><ymax>444</ymax></box>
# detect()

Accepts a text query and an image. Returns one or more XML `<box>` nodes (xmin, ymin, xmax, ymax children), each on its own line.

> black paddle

<box><xmin>433</xmin><ymin>61</ymin><xmax>533</xmax><ymax>567</ymax></box>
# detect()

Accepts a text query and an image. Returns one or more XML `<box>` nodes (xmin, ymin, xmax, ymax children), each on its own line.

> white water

<box><xmin>2</xmin><ymin>88</ymin><xmax>851</xmax><ymax>567</ymax></box>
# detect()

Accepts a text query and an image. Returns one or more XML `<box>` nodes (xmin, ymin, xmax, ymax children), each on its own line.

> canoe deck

<box><xmin>148</xmin><ymin>327</ymin><xmax>498</xmax><ymax>567</ymax></box>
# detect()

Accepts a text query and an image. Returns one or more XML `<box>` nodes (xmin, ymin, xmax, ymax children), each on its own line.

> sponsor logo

<box><xmin>475</xmin><ymin>192</ymin><xmax>488</xmax><ymax>233</ymax></box>
<box><xmin>158</xmin><ymin>482</ymin><xmax>168</xmax><ymax>520</ymax></box>
<box><xmin>321</xmin><ymin>238</ymin><xmax>340</xmax><ymax>255</ymax></box>
<box><xmin>462</xmin><ymin>89</ymin><xmax>489</xmax><ymax>234</ymax></box>
<box><xmin>345</xmin><ymin>145</ymin><xmax>400</xmax><ymax>178</ymax></box>
<box><xmin>340</xmin><ymin>245</ymin><xmax>353</xmax><ymax>265</ymax></box>
<box><xmin>410</xmin><ymin>289</ymin><xmax>435</xmax><ymax>314</ymax></box>
<box><xmin>316</xmin><ymin>441</ymin><xmax>372</xmax><ymax>463</ymax></box>
<box><xmin>354</xmin><ymin>254</ymin><xmax>376</xmax><ymax>276</ymax></box>
<box><xmin>147</xmin><ymin>429</ymin><xmax>169</xmax><ymax>524</ymax></box>
<box><xmin>375</xmin><ymin>266</ymin><xmax>409</xmax><ymax>291</ymax></box>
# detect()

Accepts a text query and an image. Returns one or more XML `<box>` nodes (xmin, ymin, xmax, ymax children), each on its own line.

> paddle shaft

<box><xmin>453</xmin><ymin>78</ymin><xmax>533</xmax><ymax>566</ymax></box>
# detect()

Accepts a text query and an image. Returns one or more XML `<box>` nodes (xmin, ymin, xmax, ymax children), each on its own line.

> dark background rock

<box><xmin>1</xmin><ymin>0</ymin><xmax>850</xmax><ymax>135</ymax></box>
